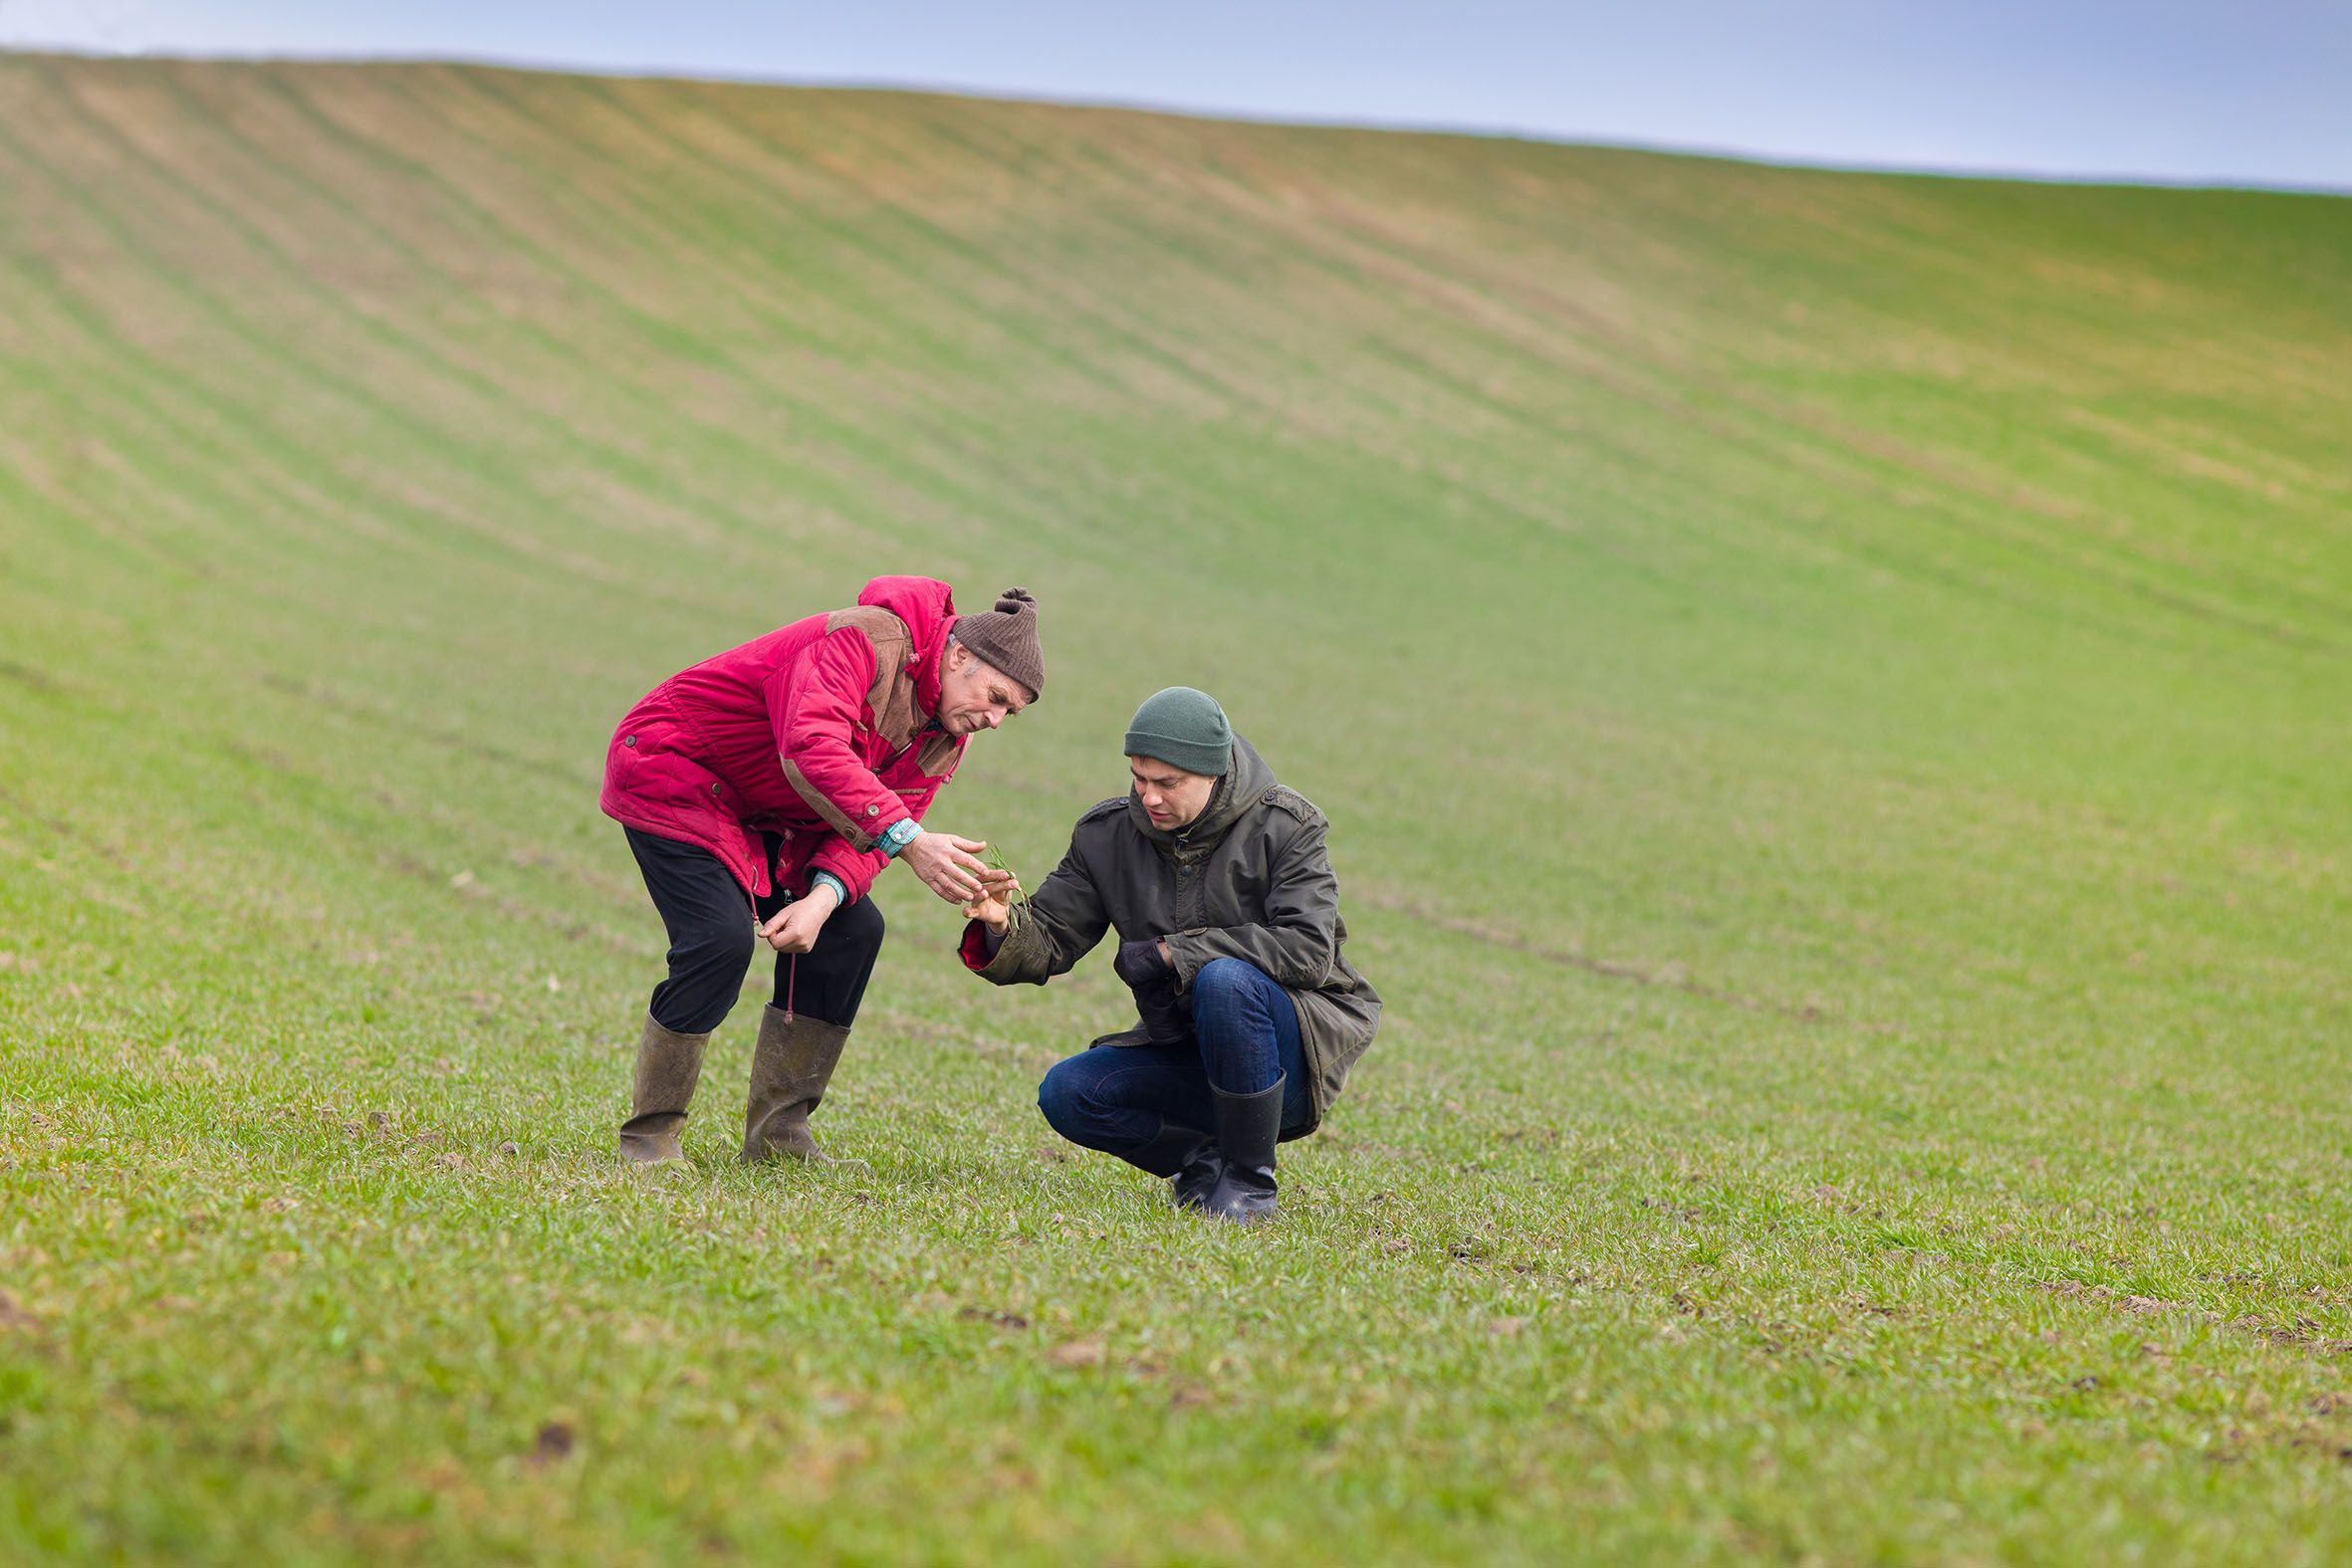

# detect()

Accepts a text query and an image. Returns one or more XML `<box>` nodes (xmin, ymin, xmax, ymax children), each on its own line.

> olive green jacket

<box><xmin>962</xmin><ymin>736</ymin><xmax>1379</xmax><ymax>1134</ymax></box>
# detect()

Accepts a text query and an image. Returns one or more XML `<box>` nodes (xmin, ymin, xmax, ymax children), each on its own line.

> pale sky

<box><xmin>4</xmin><ymin>0</ymin><xmax>2347</xmax><ymax>189</ymax></box>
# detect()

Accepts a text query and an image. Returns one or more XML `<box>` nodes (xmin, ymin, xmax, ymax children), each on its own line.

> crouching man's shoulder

<box><xmin>1259</xmin><ymin>784</ymin><xmax>1327</xmax><ymax>830</ymax></box>
<box><xmin>1055</xmin><ymin>795</ymin><xmax>1135</xmax><ymax>871</ymax></box>
<box><xmin>1071</xmin><ymin>794</ymin><xmax>1130</xmax><ymax>836</ymax></box>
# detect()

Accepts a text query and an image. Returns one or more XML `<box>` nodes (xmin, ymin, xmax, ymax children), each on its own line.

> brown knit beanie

<box><xmin>953</xmin><ymin>587</ymin><xmax>1045</xmax><ymax>700</ymax></box>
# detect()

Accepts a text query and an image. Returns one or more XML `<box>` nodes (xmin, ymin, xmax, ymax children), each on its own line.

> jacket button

<box><xmin>711</xmin><ymin>783</ymin><xmax>722</xmax><ymax>795</ymax></box>
<box><xmin>623</xmin><ymin>735</ymin><xmax>636</xmax><ymax>747</ymax></box>
<box><xmin>866</xmin><ymin>804</ymin><xmax>878</xmax><ymax>816</ymax></box>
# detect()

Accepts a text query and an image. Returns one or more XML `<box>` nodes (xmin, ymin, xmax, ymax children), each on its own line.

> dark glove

<box><xmin>1113</xmin><ymin>938</ymin><xmax>1174</xmax><ymax>989</ymax></box>
<box><xmin>1113</xmin><ymin>938</ymin><xmax>1188</xmax><ymax>1045</ymax></box>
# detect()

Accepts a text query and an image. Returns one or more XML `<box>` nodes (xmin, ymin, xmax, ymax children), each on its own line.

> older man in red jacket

<box><xmin>599</xmin><ymin>576</ymin><xmax>1042</xmax><ymax>1165</ymax></box>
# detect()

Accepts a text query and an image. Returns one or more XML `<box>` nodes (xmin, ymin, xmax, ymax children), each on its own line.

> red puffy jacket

<box><xmin>599</xmin><ymin>575</ymin><xmax>967</xmax><ymax>905</ymax></box>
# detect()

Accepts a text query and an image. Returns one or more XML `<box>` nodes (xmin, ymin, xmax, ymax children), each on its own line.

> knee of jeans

<box><xmin>1036</xmin><ymin>1061</ymin><xmax>1085</xmax><ymax>1135</ymax></box>
<box><xmin>1189</xmin><ymin>957</ymin><xmax>1259</xmax><ymax>1021</ymax></box>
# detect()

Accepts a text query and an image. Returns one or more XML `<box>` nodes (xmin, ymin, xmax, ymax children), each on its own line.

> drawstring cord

<box><xmin>751</xmin><ymin>881</ymin><xmax>801</xmax><ymax>1022</ymax></box>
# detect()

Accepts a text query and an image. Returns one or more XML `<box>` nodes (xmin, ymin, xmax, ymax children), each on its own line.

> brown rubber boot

<box><xmin>617</xmin><ymin>1012</ymin><xmax>710</xmax><ymax>1165</ymax></box>
<box><xmin>741</xmin><ymin>1005</ymin><xmax>858</xmax><ymax>1165</ymax></box>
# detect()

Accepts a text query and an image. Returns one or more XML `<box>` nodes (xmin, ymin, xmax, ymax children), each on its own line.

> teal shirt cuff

<box><xmin>809</xmin><ymin>870</ymin><xmax>850</xmax><ymax>907</ymax></box>
<box><xmin>876</xmin><ymin>817</ymin><xmax>921</xmax><ymax>859</ymax></box>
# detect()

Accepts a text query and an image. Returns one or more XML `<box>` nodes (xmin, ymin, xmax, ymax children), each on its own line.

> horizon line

<box><xmin>9</xmin><ymin>44</ymin><xmax>2350</xmax><ymax>200</ymax></box>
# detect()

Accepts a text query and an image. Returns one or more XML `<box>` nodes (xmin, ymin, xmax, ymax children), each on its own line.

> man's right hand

<box><xmin>759</xmin><ymin>885</ymin><xmax>837</xmax><ymax>953</ymax></box>
<box><xmin>1112</xmin><ymin>938</ymin><xmax>1174</xmax><ymax>990</ymax></box>
<box><xmin>1112</xmin><ymin>936</ymin><xmax>1189</xmax><ymax>1044</ymax></box>
<box><xmin>899</xmin><ymin>829</ymin><xmax>993</xmax><ymax>904</ymax></box>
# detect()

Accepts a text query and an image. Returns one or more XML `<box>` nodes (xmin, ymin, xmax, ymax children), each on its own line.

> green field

<box><xmin>3</xmin><ymin>53</ymin><xmax>2350</xmax><ymax>1563</ymax></box>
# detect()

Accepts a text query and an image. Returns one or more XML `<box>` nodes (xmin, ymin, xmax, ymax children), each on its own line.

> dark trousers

<box><xmin>1037</xmin><ymin>958</ymin><xmax>1313</xmax><ymax>1152</ymax></box>
<box><xmin>625</xmin><ymin>827</ymin><xmax>884</xmax><ymax>1034</ymax></box>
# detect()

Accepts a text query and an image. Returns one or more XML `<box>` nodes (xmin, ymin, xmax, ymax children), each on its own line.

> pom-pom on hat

<box><xmin>954</xmin><ymin>587</ymin><xmax>1045</xmax><ymax>700</ymax></box>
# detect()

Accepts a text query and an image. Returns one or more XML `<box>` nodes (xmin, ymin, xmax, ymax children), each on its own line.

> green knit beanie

<box><xmin>1123</xmin><ymin>687</ymin><xmax>1232</xmax><ymax>777</ymax></box>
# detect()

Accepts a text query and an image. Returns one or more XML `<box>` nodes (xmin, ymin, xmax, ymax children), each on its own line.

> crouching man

<box><xmin>600</xmin><ymin>577</ymin><xmax>1043</xmax><ymax>1165</ymax></box>
<box><xmin>958</xmin><ymin>687</ymin><xmax>1379</xmax><ymax>1222</ymax></box>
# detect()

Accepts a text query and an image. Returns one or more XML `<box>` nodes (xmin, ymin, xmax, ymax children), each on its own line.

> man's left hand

<box><xmin>961</xmin><ymin>873</ymin><xmax>1023</xmax><ymax>933</ymax></box>
<box><xmin>760</xmin><ymin>886</ymin><xmax>838</xmax><ymax>953</ymax></box>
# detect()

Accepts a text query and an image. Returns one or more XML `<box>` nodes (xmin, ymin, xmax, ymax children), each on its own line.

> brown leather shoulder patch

<box><xmin>823</xmin><ymin>606</ymin><xmax>920</xmax><ymax>747</ymax></box>
<box><xmin>823</xmin><ymin>604</ymin><xmax>913</xmax><ymax>657</ymax></box>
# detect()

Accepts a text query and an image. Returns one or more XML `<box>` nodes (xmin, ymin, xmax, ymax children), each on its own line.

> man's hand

<box><xmin>1112</xmin><ymin>936</ymin><xmax>1188</xmax><ymax>1045</ymax></box>
<box><xmin>1112</xmin><ymin>937</ymin><xmax>1174</xmax><ymax>990</ymax></box>
<box><xmin>961</xmin><ymin>872</ymin><xmax>1023</xmax><ymax>933</ymax></box>
<box><xmin>759</xmin><ymin>885</ymin><xmax>838</xmax><ymax>953</ymax></box>
<box><xmin>900</xmin><ymin>830</ymin><xmax>993</xmax><ymax>905</ymax></box>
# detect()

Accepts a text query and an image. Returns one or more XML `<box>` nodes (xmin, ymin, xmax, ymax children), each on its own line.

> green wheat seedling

<box><xmin>980</xmin><ymin>841</ymin><xmax>1027</xmax><ymax>906</ymax></box>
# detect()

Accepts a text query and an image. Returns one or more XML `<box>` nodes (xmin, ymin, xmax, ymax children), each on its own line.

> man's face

<box><xmin>1129</xmin><ymin>756</ymin><xmax>1217</xmax><ymax>831</ymax></box>
<box><xmin>936</xmin><ymin>641</ymin><xmax>1033</xmax><ymax>737</ymax></box>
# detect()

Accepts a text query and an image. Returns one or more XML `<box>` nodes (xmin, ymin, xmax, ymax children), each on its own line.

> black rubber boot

<box><xmin>1117</xmin><ymin>1120</ymin><xmax>1224</xmax><ymax>1208</ymax></box>
<box><xmin>1119</xmin><ymin>1119</ymin><xmax>1208</xmax><ymax>1175</ymax></box>
<box><xmin>1172</xmin><ymin>1142</ymin><xmax>1225</xmax><ymax>1211</ymax></box>
<box><xmin>1200</xmin><ymin>1075</ymin><xmax>1283</xmax><ymax>1224</ymax></box>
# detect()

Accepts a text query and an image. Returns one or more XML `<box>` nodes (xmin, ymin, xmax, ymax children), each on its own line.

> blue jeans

<box><xmin>1038</xmin><ymin>958</ymin><xmax>1313</xmax><ymax>1154</ymax></box>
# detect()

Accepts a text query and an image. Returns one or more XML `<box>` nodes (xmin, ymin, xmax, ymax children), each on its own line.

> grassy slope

<box><xmin>1</xmin><ymin>54</ymin><xmax>2348</xmax><ymax>1563</ymax></box>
